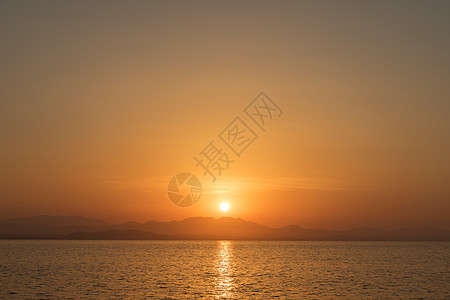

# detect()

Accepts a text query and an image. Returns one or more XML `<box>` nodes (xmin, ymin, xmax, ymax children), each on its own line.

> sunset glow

<box><xmin>1</xmin><ymin>1</ymin><xmax>449</xmax><ymax>299</ymax></box>
<box><xmin>0</xmin><ymin>1</ymin><xmax>449</xmax><ymax>231</ymax></box>
<box><xmin>220</xmin><ymin>202</ymin><xmax>230</xmax><ymax>212</ymax></box>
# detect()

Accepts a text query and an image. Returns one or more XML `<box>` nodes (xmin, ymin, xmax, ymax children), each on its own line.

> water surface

<box><xmin>1</xmin><ymin>240</ymin><xmax>449</xmax><ymax>298</ymax></box>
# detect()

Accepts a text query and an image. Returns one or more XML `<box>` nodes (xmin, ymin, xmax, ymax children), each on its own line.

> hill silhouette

<box><xmin>1</xmin><ymin>216</ymin><xmax>449</xmax><ymax>241</ymax></box>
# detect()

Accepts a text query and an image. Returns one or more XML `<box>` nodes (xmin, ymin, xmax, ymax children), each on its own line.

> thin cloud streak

<box><xmin>95</xmin><ymin>175</ymin><xmax>369</xmax><ymax>196</ymax></box>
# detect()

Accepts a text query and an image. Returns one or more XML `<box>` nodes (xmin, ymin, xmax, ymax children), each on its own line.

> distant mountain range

<box><xmin>0</xmin><ymin>215</ymin><xmax>449</xmax><ymax>241</ymax></box>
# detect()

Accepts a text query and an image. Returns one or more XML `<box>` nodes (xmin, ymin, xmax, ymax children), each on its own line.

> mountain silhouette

<box><xmin>1</xmin><ymin>215</ymin><xmax>449</xmax><ymax>241</ymax></box>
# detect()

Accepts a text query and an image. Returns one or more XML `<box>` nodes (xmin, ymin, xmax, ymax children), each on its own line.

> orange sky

<box><xmin>1</xmin><ymin>1</ymin><xmax>449</xmax><ymax>229</ymax></box>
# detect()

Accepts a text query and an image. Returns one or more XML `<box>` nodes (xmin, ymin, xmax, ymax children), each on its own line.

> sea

<box><xmin>0</xmin><ymin>240</ymin><xmax>449</xmax><ymax>299</ymax></box>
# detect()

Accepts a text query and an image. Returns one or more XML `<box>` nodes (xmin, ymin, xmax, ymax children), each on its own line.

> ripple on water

<box><xmin>0</xmin><ymin>240</ymin><xmax>449</xmax><ymax>299</ymax></box>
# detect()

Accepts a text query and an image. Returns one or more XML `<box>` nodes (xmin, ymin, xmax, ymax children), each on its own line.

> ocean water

<box><xmin>0</xmin><ymin>240</ymin><xmax>449</xmax><ymax>299</ymax></box>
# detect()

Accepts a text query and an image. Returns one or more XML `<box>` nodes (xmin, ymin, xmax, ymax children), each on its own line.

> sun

<box><xmin>219</xmin><ymin>202</ymin><xmax>230</xmax><ymax>212</ymax></box>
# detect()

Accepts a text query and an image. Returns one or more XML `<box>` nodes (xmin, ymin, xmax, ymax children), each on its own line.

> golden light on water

<box><xmin>215</xmin><ymin>241</ymin><xmax>234</xmax><ymax>298</ymax></box>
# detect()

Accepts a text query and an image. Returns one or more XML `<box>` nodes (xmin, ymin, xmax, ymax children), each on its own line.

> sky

<box><xmin>1</xmin><ymin>0</ymin><xmax>449</xmax><ymax>229</ymax></box>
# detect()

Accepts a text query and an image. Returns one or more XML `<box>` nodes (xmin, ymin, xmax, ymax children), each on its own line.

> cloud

<box><xmin>201</xmin><ymin>176</ymin><xmax>370</xmax><ymax>196</ymax></box>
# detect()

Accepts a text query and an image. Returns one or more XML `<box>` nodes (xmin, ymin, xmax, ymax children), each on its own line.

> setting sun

<box><xmin>220</xmin><ymin>202</ymin><xmax>230</xmax><ymax>212</ymax></box>
<box><xmin>1</xmin><ymin>1</ymin><xmax>449</xmax><ymax>299</ymax></box>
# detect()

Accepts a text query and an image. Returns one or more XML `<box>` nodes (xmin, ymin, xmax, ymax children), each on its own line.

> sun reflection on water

<box><xmin>214</xmin><ymin>241</ymin><xmax>235</xmax><ymax>299</ymax></box>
